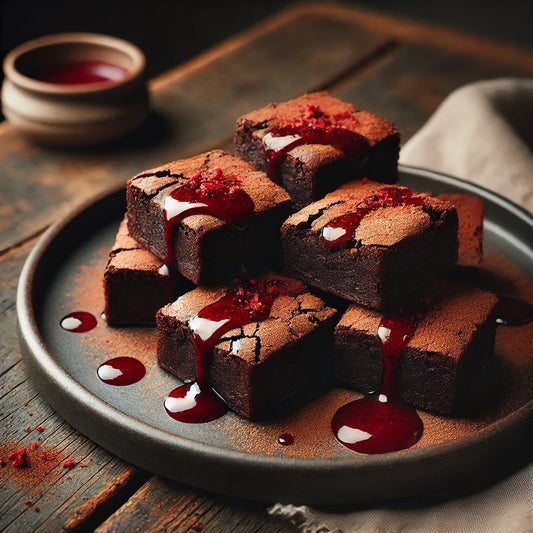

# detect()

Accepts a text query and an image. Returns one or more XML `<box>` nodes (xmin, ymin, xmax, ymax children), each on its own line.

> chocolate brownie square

<box><xmin>234</xmin><ymin>91</ymin><xmax>399</xmax><ymax>209</ymax></box>
<box><xmin>281</xmin><ymin>180</ymin><xmax>458</xmax><ymax>311</ymax></box>
<box><xmin>334</xmin><ymin>281</ymin><xmax>498</xmax><ymax>415</ymax></box>
<box><xmin>126</xmin><ymin>150</ymin><xmax>292</xmax><ymax>285</ymax></box>
<box><xmin>156</xmin><ymin>274</ymin><xmax>338</xmax><ymax>419</ymax></box>
<box><xmin>438</xmin><ymin>193</ymin><xmax>483</xmax><ymax>273</ymax></box>
<box><xmin>103</xmin><ymin>216</ymin><xmax>193</xmax><ymax>326</ymax></box>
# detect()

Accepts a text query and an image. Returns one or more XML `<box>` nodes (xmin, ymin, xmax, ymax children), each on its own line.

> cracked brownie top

<box><xmin>158</xmin><ymin>273</ymin><xmax>337</xmax><ymax>365</ymax></box>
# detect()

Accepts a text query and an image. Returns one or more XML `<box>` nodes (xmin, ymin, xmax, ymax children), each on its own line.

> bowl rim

<box><xmin>3</xmin><ymin>32</ymin><xmax>146</xmax><ymax>95</ymax></box>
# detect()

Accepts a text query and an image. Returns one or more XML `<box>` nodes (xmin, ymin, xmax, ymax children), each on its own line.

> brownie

<box><xmin>126</xmin><ymin>150</ymin><xmax>292</xmax><ymax>285</ymax></box>
<box><xmin>438</xmin><ymin>193</ymin><xmax>483</xmax><ymax>273</ymax></box>
<box><xmin>156</xmin><ymin>274</ymin><xmax>338</xmax><ymax>419</ymax></box>
<box><xmin>234</xmin><ymin>91</ymin><xmax>400</xmax><ymax>209</ymax></box>
<box><xmin>334</xmin><ymin>281</ymin><xmax>499</xmax><ymax>415</ymax></box>
<box><xmin>103</xmin><ymin>216</ymin><xmax>192</xmax><ymax>326</ymax></box>
<box><xmin>281</xmin><ymin>180</ymin><xmax>459</xmax><ymax>311</ymax></box>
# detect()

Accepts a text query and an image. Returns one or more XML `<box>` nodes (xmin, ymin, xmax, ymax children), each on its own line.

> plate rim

<box><xmin>16</xmin><ymin>165</ymin><xmax>533</xmax><ymax>503</ymax></box>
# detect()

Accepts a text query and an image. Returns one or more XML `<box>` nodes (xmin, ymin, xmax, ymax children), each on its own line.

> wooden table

<box><xmin>1</xmin><ymin>4</ymin><xmax>532</xmax><ymax>532</ymax></box>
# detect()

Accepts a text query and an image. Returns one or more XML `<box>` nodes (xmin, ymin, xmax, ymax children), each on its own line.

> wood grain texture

<box><xmin>0</xmin><ymin>385</ymin><xmax>146</xmax><ymax>533</ymax></box>
<box><xmin>300</xmin><ymin>3</ymin><xmax>533</xmax><ymax>69</ymax></box>
<box><xmin>95</xmin><ymin>476</ymin><xmax>295</xmax><ymax>533</ymax></box>
<box><xmin>333</xmin><ymin>41</ymin><xmax>533</xmax><ymax>141</ymax></box>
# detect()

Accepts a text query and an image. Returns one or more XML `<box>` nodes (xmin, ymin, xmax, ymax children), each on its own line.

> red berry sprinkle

<box><xmin>8</xmin><ymin>447</ymin><xmax>27</xmax><ymax>467</ymax></box>
<box><xmin>63</xmin><ymin>459</ymin><xmax>76</xmax><ymax>468</ymax></box>
<box><xmin>191</xmin><ymin>523</ymin><xmax>203</xmax><ymax>532</ymax></box>
<box><xmin>34</xmin><ymin>507</ymin><xmax>40</xmax><ymax>513</ymax></box>
<box><xmin>25</xmin><ymin>500</ymin><xmax>32</xmax><ymax>506</ymax></box>
<box><xmin>35</xmin><ymin>426</ymin><xmax>44</xmax><ymax>432</ymax></box>
<box><xmin>24</xmin><ymin>426</ymin><xmax>31</xmax><ymax>433</ymax></box>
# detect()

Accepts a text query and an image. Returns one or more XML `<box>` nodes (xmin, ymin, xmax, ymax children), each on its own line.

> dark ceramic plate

<box><xmin>17</xmin><ymin>166</ymin><xmax>533</xmax><ymax>505</ymax></box>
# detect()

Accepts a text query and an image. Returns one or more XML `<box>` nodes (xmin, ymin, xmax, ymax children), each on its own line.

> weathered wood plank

<box><xmin>0</xmin><ymin>363</ymin><xmax>148</xmax><ymax>532</ymax></box>
<box><xmin>0</xmin><ymin>240</ymin><xmax>34</xmax><ymax>376</ymax></box>
<box><xmin>332</xmin><ymin>41</ymin><xmax>533</xmax><ymax>141</ymax></box>
<box><xmin>94</xmin><ymin>476</ymin><xmax>295</xmax><ymax>533</ymax></box>
<box><xmin>302</xmin><ymin>3</ymin><xmax>533</xmax><ymax>69</ymax></box>
<box><xmin>0</xmin><ymin>8</ymin><xmax>388</xmax><ymax>255</ymax></box>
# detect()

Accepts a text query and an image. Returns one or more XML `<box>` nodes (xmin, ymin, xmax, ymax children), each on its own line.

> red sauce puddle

<box><xmin>60</xmin><ymin>311</ymin><xmax>97</xmax><ymax>333</ymax></box>
<box><xmin>278</xmin><ymin>433</ymin><xmax>295</xmax><ymax>446</ymax></box>
<box><xmin>332</xmin><ymin>315</ymin><xmax>423</xmax><ymax>454</ymax></box>
<box><xmin>496</xmin><ymin>294</ymin><xmax>533</xmax><ymax>326</ymax></box>
<box><xmin>97</xmin><ymin>357</ymin><xmax>146</xmax><ymax>386</ymax></box>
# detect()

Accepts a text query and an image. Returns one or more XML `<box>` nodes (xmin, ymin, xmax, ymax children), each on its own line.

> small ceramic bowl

<box><xmin>1</xmin><ymin>33</ymin><xmax>149</xmax><ymax>146</ymax></box>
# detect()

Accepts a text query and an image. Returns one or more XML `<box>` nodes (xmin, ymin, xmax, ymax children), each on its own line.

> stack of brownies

<box><xmin>103</xmin><ymin>91</ymin><xmax>498</xmax><ymax>420</ymax></box>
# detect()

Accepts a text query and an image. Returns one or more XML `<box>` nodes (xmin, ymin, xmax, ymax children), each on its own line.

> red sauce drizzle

<box><xmin>263</xmin><ymin>105</ymin><xmax>370</xmax><ymax>181</ymax></box>
<box><xmin>496</xmin><ymin>294</ymin><xmax>533</xmax><ymax>326</ymax></box>
<box><xmin>278</xmin><ymin>433</ymin><xmax>294</xmax><ymax>446</ymax></box>
<box><xmin>322</xmin><ymin>187</ymin><xmax>424</xmax><ymax>249</ymax></box>
<box><xmin>60</xmin><ymin>311</ymin><xmax>97</xmax><ymax>333</ymax></box>
<box><xmin>165</xmin><ymin>279</ymin><xmax>282</xmax><ymax>423</ymax></box>
<box><xmin>156</xmin><ymin>263</ymin><xmax>178</xmax><ymax>301</ymax></box>
<box><xmin>332</xmin><ymin>315</ymin><xmax>423</xmax><ymax>454</ymax></box>
<box><xmin>97</xmin><ymin>357</ymin><xmax>146</xmax><ymax>386</ymax></box>
<box><xmin>35</xmin><ymin>60</ymin><xmax>128</xmax><ymax>85</ymax></box>
<box><xmin>163</xmin><ymin>168</ymin><xmax>254</xmax><ymax>274</ymax></box>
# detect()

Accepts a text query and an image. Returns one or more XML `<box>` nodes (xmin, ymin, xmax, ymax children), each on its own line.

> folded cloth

<box><xmin>269</xmin><ymin>465</ymin><xmax>533</xmax><ymax>532</ymax></box>
<box><xmin>401</xmin><ymin>78</ymin><xmax>533</xmax><ymax>213</ymax></box>
<box><xmin>269</xmin><ymin>79</ymin><xmax>533</xmax><ymax>532</ymax></box>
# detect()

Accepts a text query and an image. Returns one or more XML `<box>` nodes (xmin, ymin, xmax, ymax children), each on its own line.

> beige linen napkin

<box><xmin>401</xmin><ymin>78</ymin><xmax>533</xmax><ymax>213</ymax></box>
<box><xmin>269</xmin><ymin>78</ymin><xmax>533</xmax><ymax>532</ymax></box>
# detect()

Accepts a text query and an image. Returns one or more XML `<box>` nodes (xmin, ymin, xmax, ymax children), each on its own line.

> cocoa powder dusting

<box><xmin>0</xmin><ymin>441</ymin><xmax>76</xmax><ymax>492</ymax></box>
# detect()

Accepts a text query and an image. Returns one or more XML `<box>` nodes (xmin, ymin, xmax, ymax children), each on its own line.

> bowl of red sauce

<box><xmin>1</xmin><ymin>33</ymin><xmax>149</xmax><ymax>146</ymax></box>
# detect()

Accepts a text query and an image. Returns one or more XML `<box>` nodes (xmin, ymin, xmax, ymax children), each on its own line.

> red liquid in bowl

<box><xmin>35</xmin><ymin>60</ymin><xmax>128</xmax><ymax>85</ymax></box>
